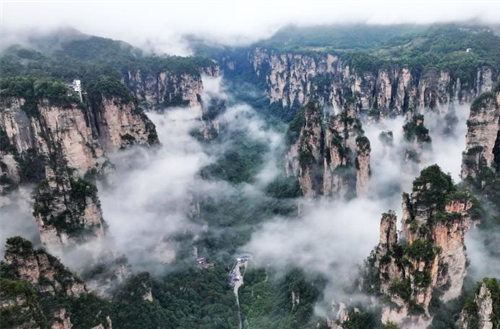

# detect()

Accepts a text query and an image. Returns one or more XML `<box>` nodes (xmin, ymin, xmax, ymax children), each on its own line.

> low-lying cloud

<box><xmin>2</xmin><ymin>1</ymin><xmax>500</xmax><ymax>55</ymax></box>
<box><xmin>0</xmin><ymin>187</ymin><xmax>40</xmax><ymax>254</ymax></box>
<box><xmin>76</xmin><ymin>76</ymin><xmax>284</xmax><ymax>272</ymax></box>
<box><xmin>99</xmin><ymin>107</ymin><xmax>210</xmax><ymax>271</ymax></box>
<box><xmin>242</xmin><ymin>104</ymin><xmax>473</xmax><ymax>311</ymax></box>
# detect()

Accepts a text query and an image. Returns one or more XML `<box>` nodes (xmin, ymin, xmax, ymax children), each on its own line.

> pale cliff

<box><xmin>285</xmin><ymin>101</ymin><xmax>370</xmax><ymax>198</ymax></box>
<box><xmin>0</xmin><ymin>237</ymin><xmax>112</xmax><ymax>329</ymax></box>
<box><xmin>123</xmin><ymin>62</ymin><xmax>220</xmax><ymax>109</ymax></box>
<box><xmin>0</xmin><ymin>79</ymin><xmax>158</xmax><ymax>248</ymax></box>
<box><xmin>461</xmin><ymin>88</ymin><xmax>500</xmax><ymax>182</ymax></box>
<box><xmin>363</xmin><ymin>165</ymin><xmax>479</xmax><ymax>328</ymax></box>
<box><xmin>246</xmin><ymin>48</ymin><xmax>496</xmax><ymax>116</ymax></box>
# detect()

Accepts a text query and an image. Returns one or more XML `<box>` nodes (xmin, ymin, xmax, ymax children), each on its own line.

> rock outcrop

<box><xmin>461</xmin><ymin>88</ymin><xmax>500</xmax><ymax>182</ymax></box>
<box><xmin>459</xmin><ymin>278</ymin><xmax>499</xmax><ymax>329</ymax></box>
<box><xmin>195</xmin><ymin>97</ymin><xmax>226</xmax><ymax>141</ymax></box>
<box><xmin>285</xmin><ymin>101</ymin><xmax>370</xmax><ymax>198</ymax></box>
<box><xmin>0</xmin><ymin>237</ymin><xmax>112</xmax><ymax>329</ymax></box>
<box><xmin>2</xmin><ymin>237</ymin><xmax>86</xmax><ymax>297</ymax></box>
<box><xmin>82</xmin><ymin>254</ymin><xmax>132</xmax><ymax>298</ymax></box>
<box><xmin>89</xmin><ymin>97</ymin><xmax>158</xmax><ymax>153</ymax></box>
<box><xmin>403</xmin><ymin>114</ymin><xmax>432</xmax><ymax>163</ymax></box>
<box><xmin>367</xmin><ymin>165</ymin><xmax>478</xmax><ymax>328</ymax></box>
<box><xmin>123</xmin><ymin>63</ymin><xmax>220</xmax><ymax>109</ymax></box>
<box><xmin>33</xmin><ymin>171</ymin><xmax>105</xmax><ymax>247</ymax></box>
<box><xmin>246</xmin><ymin>48</ymin><xmax>496</xmax><ymax>116</ymax></box>
<box><xmin>0</xmin><ymin>79</ymin><xmax>158</xmax><ymax>248</ymax></box>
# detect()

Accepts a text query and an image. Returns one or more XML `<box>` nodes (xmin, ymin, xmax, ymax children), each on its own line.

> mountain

<box><xmin>2</xmin><ymin>24</ymin><xmax>500</xmax><ymax>329</ymax></box>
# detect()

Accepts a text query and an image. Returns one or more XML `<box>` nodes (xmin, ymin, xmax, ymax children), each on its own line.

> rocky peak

<box><xmin>33</xmin><ymin>171</ymin><xmax>106</xmax><ymax>247</ymax></box>
<box><xmin>459</xmin><ymin>278</ymin><xmax>499</xmax><ymax>329</ymax></box>
<box><xmin>286</xmin><ymin>101</ymin><xmax>324</xmax><ymax>197</ymax></box>
<box><xmin>0</xmin><ymin>78</ymin><xmax>159</xmax><ymax>248</ymax></box>
<box><xmin>461</xmin><ymin>88</ymin><xmax>500</xmax><ymax>182</ymax></box>
<box><xmin>403</xmin><ymin>114</ymin><xmax>432</xmax><ymax>163</ymax></box>
<box><xmin>379</xmin><ymin>211</ymin><xmax>398</xmax><ymax>248</ymax></box>
<box><xmin>367</xmin><ymin>165</ymin><xmax>479</xmax><ymax>328</ymax></box>
<box><xmin>2</xmin><ymin>237</ymin><xmax>86</xmax><ymax>297</ymax></box>
<box><xmin>1</xmin><ymin>236</ymin><xmax>113</xmax><ymax>329</ymax></box>
<box><xmin>285</xmin><ymin>101</ymin><xmax>370</xmax><ymax>198</ymax></box>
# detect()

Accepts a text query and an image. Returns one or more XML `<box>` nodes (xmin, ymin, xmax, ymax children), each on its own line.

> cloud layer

<box><xmin>2</xmin><ymin>1</ymin><xmax>500</xmax><ymax>55</ymax></box>
<box><xmin>242</xmin><ymin>104</ymin><xmax>473</xmax><ymax>304</ymax></box>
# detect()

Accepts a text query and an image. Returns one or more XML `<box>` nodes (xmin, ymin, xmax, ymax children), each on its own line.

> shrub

<box><xmin>389</xmin><ymin>278</ymin><xmax>412</xmax><ymax>301</ymax></box>
<box><xmin>405</xmin><ymin>239</ymin><xmax>438</xmax><ymax>263</ymax></box>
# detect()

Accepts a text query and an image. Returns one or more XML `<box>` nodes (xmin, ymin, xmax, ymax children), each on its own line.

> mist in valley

<box><xmin>3</xmin><ymin>2</ymin><xmax>500</xmax><ymax>328</ymax></box>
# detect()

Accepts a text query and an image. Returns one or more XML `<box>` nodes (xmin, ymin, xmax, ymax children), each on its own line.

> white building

<box><xmin>71</xmin><ymin>79</ymin><xmax>83</xmax><ymax>102</ymax></box>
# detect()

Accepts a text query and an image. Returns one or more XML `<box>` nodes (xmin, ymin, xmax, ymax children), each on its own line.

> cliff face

<box><xmin>461</xmin><ymin>89</ymin><xmax>500</xmax><ymax>182</ymax></box>
<box><xmin>285</xmin><ymin>101</ymin><xmax>370</xmax><ymax>198</ymax></box>
<box><xmin>0</xmin><ymin>99</ymin><xmax>104</xmax><ymax>178</ymax></box>
<box><xmin>459</xmin><ymin>278</ymin><xmax>500</xmax><ymax>329</ymax></box>
<box><xmin>0</xmin><ymin>84</ymin><xmax>158</xmax><ymax>248</ymax></box>
<box><xmin>3</xmin><ymin>237</ymin><xmax>86</xmax><ymax>296</ymax></box>
<box><xmin>248</xmin><ymin>48</ymin><xmax>495</xmax><ymax>116</ymax></box>
<box><xmin>0</xmin><ymin>237</ymin><xmax>112</xmax><ymax>329</ymax></box>
<box><xmin>91</xmin><ymin>97</ymin><xmax>158</xmax><ymax>153</ymax></box>
<box><xmin>403</xmin><ymin>114</ymin><xmax>432</xmax><ymax>163</ymax></box>
<box><xmin>123</xmin><ymin>64</ymin><xmax>220</xmax><ymax>109</ymax></box>
<box><xmin>369</xmin><ymin>166</ymin><xmax>478</xmax><ymax>328</ymax></box>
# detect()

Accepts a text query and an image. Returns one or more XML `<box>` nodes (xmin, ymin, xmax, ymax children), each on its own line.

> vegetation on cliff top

<box><xmin>254</xmin><ymin>24</ymin><xmax>500</xmax><ymax>84</ymax></box>
<box><xmin>470</xmin><ymin>91</ymin><xmax>498</xmax><ymax>113</ymax></box>
<box><xmin>403</xmin><ymin>115</ymin><xmax>432</xmax><ymax>144</ymax></box>
<box><xmin>412</xmin><ymin>164</ymin><xmax>455</xmax><ymax>212</ymax></box>
<box><xmin>87</xmin><ymin>76</ymin><xmax>135</xmax><ymax>103</ymax></box>
<box><xmin>1</xmin><ymin>34</ymin><xmax>214</xmax><ymax>83</ymax></box>
<box><xmin>462</xmin><ymin>278</ymin><xmax>500</xmax><ymax>329</ymax></box>
<box><xmin>0</xmin><ymin>77</ymin><xmax>83</xmax><ymax>110</ymax></box>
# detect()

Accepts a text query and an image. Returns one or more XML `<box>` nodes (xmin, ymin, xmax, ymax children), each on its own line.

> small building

<box><xmin>196</xmin><ymin>257</ymin><xmax>213</xmax><ymax>269</ymax></box>
<box><xmin>69</xmin><ymin>79</ymin><xmax>83</xmax><ymax>102</ymax></box>
<box><xmin>466</xmin><ymin>48</ymin><xmax>472</xmax><ymax>53</ymax></box>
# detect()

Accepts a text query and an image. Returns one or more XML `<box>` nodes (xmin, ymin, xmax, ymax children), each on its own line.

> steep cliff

<box><xmin>246</xmin><ymin>48</ymin><xmax>495</xmax><ymax>116</ymax></box>
<box><xmin>365</xmin><ymin>165</ymin><xmax>479</xmax><ymax>328</ymax></box>
<box><xmin>195</xmin><ymin>97</ymin><xmax>226</xmax><ymax>141</ymax></box>
<box><xmin>123</xmin><ymin>62</ymin><xmax>220</xmax><ymax>109</ymax></box>
<box><xmin>285</xmin><ymin>101</ymin><xmax>370</xmax><ymax>198</ymax></box>
<box><xmin>459</xmin><ymin>278</ymin><xmax>500</xmax><ymax>329</ymax></box>
<box><xmin>2</xmin><ymin>237</ymin><xmax>86</xmax><ymax>296</ymax></box>
<box><xmin>0</xmin><ymin>78</ymin><xmax>158</xmax><ymax>248</ymax></box>
<box><xmin>461</xmin><ymin>88</ymin><xmax>500</xmax><ymax>182</ymax></box>
<box><xmin>403</xmin><ymin>114</ymin><xmax>432</xmax><ymax>163</ymax></box>
<box><xmin>0</xmin><ymin>237</ymin><xmax>112</xmax><ymax>329</ymax></box>
<box><xmin>87</xmin><ymin>78</ymin><xmax>159</xmax><ymax>152</ymax></box>
<box><xmin>33</xmin><ymin>172</ymin><xmax>105</xmax><ymax>247</ymax></box>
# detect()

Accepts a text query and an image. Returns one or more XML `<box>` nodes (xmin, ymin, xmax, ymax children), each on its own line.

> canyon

<box><xmin>1</xmin><ymin>23</ymin><xmax>500</xmax><ymax>329</ymax></box>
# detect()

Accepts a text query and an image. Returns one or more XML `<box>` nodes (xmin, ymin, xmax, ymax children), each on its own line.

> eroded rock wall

<box><xmin>369</xmin><ymin>166</ymin><xmax>478</xmax><ymax>328</ymax></box>
<box><xmin>286</xmin><ymin>101</ymin><xmax>370</xmax><ymax>198</ymax></box>
<box><xmin>0</xmin><ymin>87</ymin><xmax>158</xmax><ymax>248</ymax></box>
<box><xmin>248</xmin><ymin>48</ymin><xmax>496</xmax><ymax>116</ymax></box>
<box><xmin>123</xmin><ymin>63</ymin><xmax>220</xmax><ymax>109</ymax></box>
<box><xmin>461</xmin><ymin>89</ymin><xmax>500</xmax><ymax>181</ymax></box>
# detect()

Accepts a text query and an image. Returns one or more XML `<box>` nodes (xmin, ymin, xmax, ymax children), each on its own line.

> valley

<box><xmin>1</xmin><ymin>21</ymin><xmax>500</xmax><ymax>329</ymax></box>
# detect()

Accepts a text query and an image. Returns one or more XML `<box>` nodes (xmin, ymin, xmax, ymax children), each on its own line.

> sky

<box><xmin>2</xmin><ymin>1</ymin><xmax>500</xmax><ymax>55</ymax></box>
